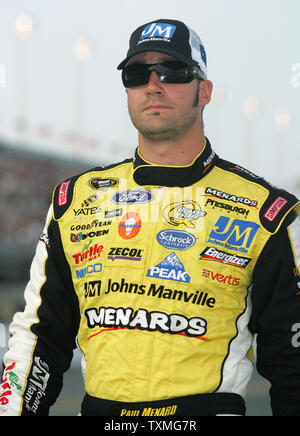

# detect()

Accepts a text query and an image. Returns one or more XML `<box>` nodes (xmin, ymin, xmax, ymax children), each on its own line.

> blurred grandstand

<box><xmin>0</xmin><ymin>142</ymin><xmax>93</xmax><ymax>279</ymax></box>
<box><xmin>0</xmin><ymin>142</ymin><xmax>93</xmax><ymax>321</ymax></box>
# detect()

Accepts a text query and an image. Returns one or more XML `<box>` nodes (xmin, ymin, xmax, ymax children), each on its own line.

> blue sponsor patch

<box><xmin>140</xmin><ymin>22</ymin><xmax>176</xmax><ymax>40</ymax></box>
<box><xmin>147</xmin><ymin>252</ymin><xmax>191</xmax><ymax>283</ymax></box>
<box><xmin>208</xmin><ymin>216</ymin><xmax>260</xmax><ymax>253</ymax></box>
<box><xmin>111</xmin><ymin>189</ymin><xmax>154</xmax><ymax>204</ymax></box>
<box><xmin>156</xmin><ymin>229</ymin><xmax>196</xmax><ymax>250</ymax></box>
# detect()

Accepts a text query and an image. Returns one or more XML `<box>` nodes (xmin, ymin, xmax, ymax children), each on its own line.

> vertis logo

<box><xmin>208</xmin><ymin>217</ymin><xmax>260</xmax><ymax>253</ymax></box>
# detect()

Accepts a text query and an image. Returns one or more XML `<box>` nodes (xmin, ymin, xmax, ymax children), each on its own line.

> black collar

<box><xmin>132</xmin><ymin>137</ymin><xmax>217</xmax><ymax>187</ymax></box>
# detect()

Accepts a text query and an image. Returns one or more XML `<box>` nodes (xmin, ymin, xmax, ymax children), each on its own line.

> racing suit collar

<box><xmin>133</xmin><ymin>137</ymin><xmax>217</xmax><ymax>187</ymax></box>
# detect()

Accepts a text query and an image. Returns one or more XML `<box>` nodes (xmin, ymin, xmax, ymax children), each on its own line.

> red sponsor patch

<box><xmin>264</xmin><ymin>196</ymin><xmax>288</xmax><ymax>222</ymax></box>
<box><xmin>58</xmin><ymin>180</ymin><xmax>71</xmax><ymax>206</ymax></box>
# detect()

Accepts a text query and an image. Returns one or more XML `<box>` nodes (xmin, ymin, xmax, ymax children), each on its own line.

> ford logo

<box><xmin>156</xmin><ymin>230</ymin><xmax>196</xmax><ymax>251</ymax></box>
<box><xmin>111</xmin><ymin>189</ymin><xmax>154</xmax><ymax>204</ymax></box>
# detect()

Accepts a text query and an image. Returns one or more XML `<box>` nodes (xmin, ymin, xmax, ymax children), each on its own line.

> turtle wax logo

<box><xmin>139</xmin><ymin>22</ymin><xmax>176</xmax><ymax>41</ymax></box>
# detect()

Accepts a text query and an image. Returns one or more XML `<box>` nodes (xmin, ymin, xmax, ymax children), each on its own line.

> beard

<box><xmin>128</xmin><ymin>82</ymin><xmax>201</xmax><ymax>143</ymax></box>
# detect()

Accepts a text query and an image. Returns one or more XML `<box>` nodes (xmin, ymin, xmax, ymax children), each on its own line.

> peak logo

<box><xmin>202</xmin><ymin>268</ymin><xmax>240</xmax><ymax>286</ymax></box>
<box><xmin>147</xmin><ymin>252</ymin><xmax>191</xmax><ymax>283</ymax></box>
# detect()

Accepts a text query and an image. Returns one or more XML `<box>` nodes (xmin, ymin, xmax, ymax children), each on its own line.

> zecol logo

<box><xmin>140</xmin><ymin>23</ymin><xmax>177</xmax><ymax>41</ymax></box>
<box><xmin>156</xmin><ymin>230</ymin><xmax>196</xmax><ymax>251</ymax></box>
<box><xmin>118</xmin><ymin>212</ymin><xmax>142</xmax><ymax>240</ymax></box>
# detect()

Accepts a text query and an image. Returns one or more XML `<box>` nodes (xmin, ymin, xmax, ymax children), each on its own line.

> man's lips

<box><xmin>144</xmin><ymin>105</ymin><xmax>171</xmax><ymax>111</ymax></box>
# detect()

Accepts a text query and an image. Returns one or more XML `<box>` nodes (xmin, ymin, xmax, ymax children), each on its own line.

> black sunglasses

<box><xmin>122</xmin><ymin>61</ymin><xmax>205</xmax><ymax>88</ymax></box>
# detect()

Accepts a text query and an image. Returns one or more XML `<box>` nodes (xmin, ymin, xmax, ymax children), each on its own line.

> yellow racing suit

<box><xmin>1</xmin><ymin>138</ymin><xmax>300</xmax><ymax>416</ymax></box>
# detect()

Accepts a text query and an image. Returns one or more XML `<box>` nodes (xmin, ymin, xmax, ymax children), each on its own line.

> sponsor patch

<box><xmin>156</xmin><ymin>229</ymin><xmax>196</xmax><ymax>250</ymax></box>
<box><xmin>200</xmin><ymin>247</ymin><xmax>251</xmax><ymax>268</ymax></box>
<box><xmin>88</xmin><ymin>177</ymin><xmax>119</xmax><ymax>190</ymax></box>
<box><xmin>264</xmin><ymin>196</ymin><xmax>288</xmax><ymax>222</ymax></box>
<box><xmin>163</xmin><ymin>200</ymin><xmax>206</xmax><ymax>228</ymax></box>
<box><xmin>147</xmin><ymin>252</ymin><xmax>191</xmax><ymax>283</ymax></box>
<box><xmin>118</xmin><ymin>212</ymin><xmax>142</xmax><ymax>239</ymax></box>
<box><xmin>85</xmin><ymin>306</ymin><xmax>207</xmax><ymax>340</ymax></box>
<box><xmin>58</xmin><ymin>180</ymin><xmax>70</xmax><ymax>206</ymax></box>
<box><xmin>75</xmin><ymin>262</ymin><xmax>103</xmax><ymax>279</ymax></box>
<box><xmin>70</xmin><ymin>229</ymin><xmax>109</xmax><ymax>242</ymax></box>
<box><xmin>72</xmin><ymin>243</ymin><xmax>104</xmax><ymax>265</ymax></box>
<box><xmin>201</xmin><ymin>268</ymin><xmax>240</xmax><ymax>286</ymax></box>
<box><xmin>139</xmin><ymin>22</ymin><xmax>176</xmax><ymax>42</ymax></box>
<box><xmin>208</xmin><ymin>217</ymin><xmax>260</xmax><ymax>253</ymax></box>
<box><xmin>112</xmin><ymin>189</ymin><xmax>154</xmax><ymax>205</ymax></box>
<box><xmin>205</xmin><ymin>187</ymin><xmax>258</xmax><ymax>207</ymax></box>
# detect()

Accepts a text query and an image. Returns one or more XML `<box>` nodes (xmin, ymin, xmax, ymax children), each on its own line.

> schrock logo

<box><xmin>85</xmin><ymin>306</ymin><xmax>207</xmax><ymax>340</ymax></box>
<box><xmin>156</xmin><ymin>229</ymin><xmax>196</xmax><ymax>251</ymax></box>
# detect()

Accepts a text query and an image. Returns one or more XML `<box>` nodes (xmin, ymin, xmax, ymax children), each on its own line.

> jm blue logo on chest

<box><xmin>140</xmin><ymin>23</ymin><xmax>176</xmax><ymax>40</ymax></box>
<box><xmin>209</xmin><ymin>216</ymin><xmax>260</xmax><ymax>249</ymax></box>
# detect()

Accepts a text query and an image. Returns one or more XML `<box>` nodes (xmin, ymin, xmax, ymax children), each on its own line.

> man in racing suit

<box><xmin>1</xmin><ymin>19</ymin><xmax>300</xmax><ymax>416</ymax></box>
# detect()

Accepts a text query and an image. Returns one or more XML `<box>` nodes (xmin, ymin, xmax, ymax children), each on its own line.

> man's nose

<box><xmin>146</xmin><ymin>71</ymin><xmax>164</xmax><ymax>94</ymax></box>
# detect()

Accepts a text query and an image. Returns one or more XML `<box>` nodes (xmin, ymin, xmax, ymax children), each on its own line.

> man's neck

<box><xmin>137</xmin><ymin>131</ymin><xmax>206</xmax><ymax>166</ymax></box>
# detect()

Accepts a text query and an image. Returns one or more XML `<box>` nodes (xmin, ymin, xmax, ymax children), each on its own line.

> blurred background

<box><xmin>0</xmin><ymin>0</ymin><xmax>299</xmax><ymax>416</ymax></box>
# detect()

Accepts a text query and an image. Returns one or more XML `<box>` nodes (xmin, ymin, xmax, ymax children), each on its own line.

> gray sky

<box><xmin>0</xmin><ymin>0</ymin><xmax>299</xmax><ymax>192</ymax></box>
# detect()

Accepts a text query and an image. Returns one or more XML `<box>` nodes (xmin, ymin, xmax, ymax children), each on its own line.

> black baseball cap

<box><xmin>117</xmin><ymin>18</ymin><xmax>208</xmax><ymax>79</ymax></box>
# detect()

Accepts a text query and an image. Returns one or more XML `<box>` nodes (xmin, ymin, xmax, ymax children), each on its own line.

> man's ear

<box><xmin>199</xmin><ymin>80</ymin><xmax>213</xmax><ymax>106</ymax></box>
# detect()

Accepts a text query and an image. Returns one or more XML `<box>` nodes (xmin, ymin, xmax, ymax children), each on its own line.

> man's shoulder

<box><xmin>51</xmin><ymin>157</ymin><xmax>133</xmax><ymax>220</ymax></box>
<box><xmin>213</xmin><ymin>156</ymin><xmax>299</xmax><ymax>233</ymax></box>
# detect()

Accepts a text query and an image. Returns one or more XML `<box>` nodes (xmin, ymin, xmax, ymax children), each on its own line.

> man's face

<box><xmin>125</xmin><ymin>52</ymin><xmax>210</xmax><ymax>143</ymax></box>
